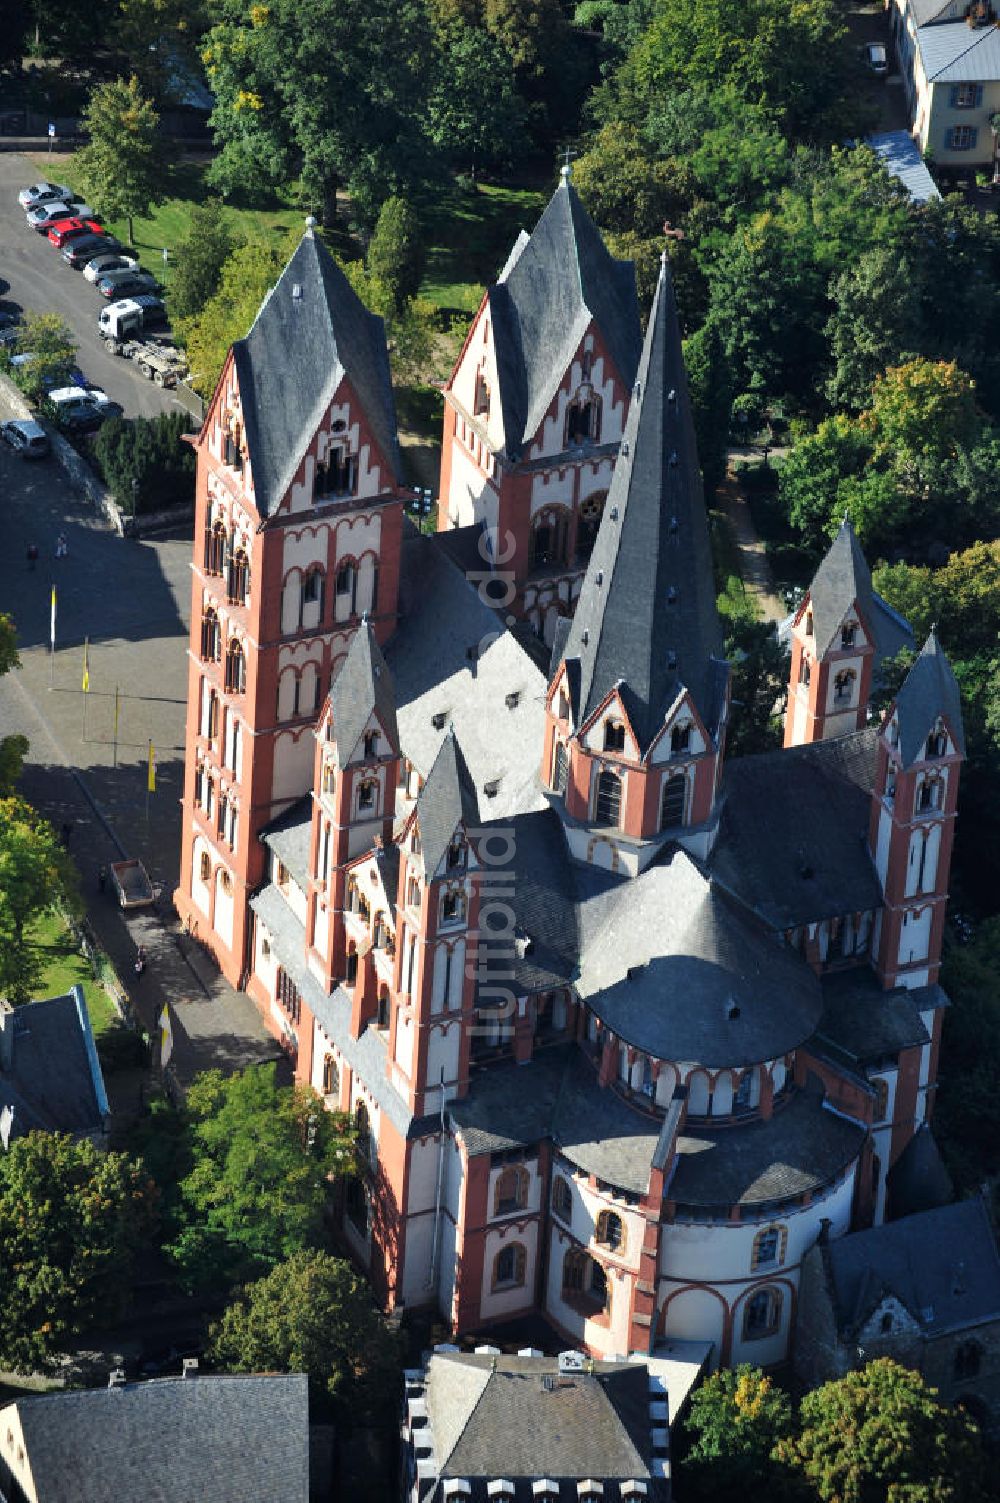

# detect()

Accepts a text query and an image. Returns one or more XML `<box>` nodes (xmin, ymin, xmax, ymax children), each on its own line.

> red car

<box><xmin>47</xmin><ymin>218</ymin><xmax>105</xmax><ymax>248</ymax></box>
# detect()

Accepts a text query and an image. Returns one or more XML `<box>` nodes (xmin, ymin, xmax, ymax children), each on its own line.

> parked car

<box><xmin>63</xmin><ymin>235</ymin><xmax>120</xmax><ymax>269</ymax></box>
<box><xmin>866</xmin><ymin>41</ymin><xmax>889</xmax><ymax>75</ymax></box>
<box><xmin>83</xmin><ymin>252</ymin><xmax>139</xmax><ymax>283</ymax></box>
<box><xmin>0</xmin><ymin>418</ymin><xmax>49</xmax><ymax>458</ymax></box>
<box><xmin>49</xmin><ymin>384</ymin><xmax>119</xmax><ymax>413</ymax></box>
<box><xmin>26</xmin><ymin>201</ymin><xmax>76</xmax><ymax>231</ymax></box>
<box><xmin>55</xmin><ymin>399</ymin><xmax>123</xmax><ymax>434</ymax></box>
<box><xmin>96</xmin><ymin>270</ymin><xmax>158</xmax><ymax>299</ymax></box>
<box><xmin>48</xmin><ymin>218</ymin><xmax>105</xmax><ymax>249</ymax></box>
<box><xmin>98</xmin><ymin>295</ymin><xmax>166</xmax><ymax>345</ymax></box>
<box><xmin>18</xmin><ymin>182</ymin><xmax>72</xmax><ymax>209</ymax></box>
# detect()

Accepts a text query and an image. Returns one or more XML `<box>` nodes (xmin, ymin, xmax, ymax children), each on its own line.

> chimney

<box><xmin>0</xmin><ymin>1002</ymin><xmax>14</xmax><ymax>1072</ymax></box>
<box><xmin>182</xmin><ymin>1357</ymin><xmax>199</xmax><ymax>1378</ymax></box>
<box><xmin>108</xmin><ymin>1370</ymin><xmax>126</xmax><ymax>1388</ymax></box>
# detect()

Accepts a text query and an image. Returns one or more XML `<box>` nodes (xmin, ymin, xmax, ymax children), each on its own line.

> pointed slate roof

<box><xmin>414</xmin><ymin>730</ymin><xmax>479</xmax><ymax>880</ymax></box>
<box><xmin>807</xmin><ymin>518</ymin><xmax>876</xmax><ymax>655</ymax></box>
<box><xmin>488</xmin><ymin>174</ymin><xmax>641</xmax><ymax>458</ymax></box>
<box><xmin>232</xmin><ymin>230</ymin><xmax>402</xmax><ymax>516</ymax></box>
<box><xmin>329</xmin><ymin>620</ymin><xmax>398</xmax><ymax>766</ymax></box>
<box><xmin>560</xmin><ymin>255</ymin><xmax>726</xmax><ymax>751</ymax></box>
<box><xmin>892</xmin><ymin>628</ymin><xmax>965</xmax><ymax>767</ymax></box>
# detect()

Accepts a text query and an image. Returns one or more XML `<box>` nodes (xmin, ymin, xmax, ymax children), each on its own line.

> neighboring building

<box><xmin>402</xmin><ymin>1348</ymin><xmax>670</xmax><ymax>1501</ymax></box>
<box><xmin>890</xmin><ymin>0</ymin><xmax>1000</xmax><ymax>170</ymax></box>
<box><xmin>437</xmin><ymin>166</ymin><xmax>642</xmax><ymax>645</ymax></box>
<box><xmin>867</xmin><ymin>130</ymin><xmax>942</xmax><ymax>202</ymax></box>
<box><xmin>0</xmin><ymin>987</ymin><xmax>109</xmax><ymax>1146</ymax></box>
<box><xmin>175</xmin><ymin>221</ymin><xmax>968</xmax><ymax>1371</ymax></box>
<box><xmin>0</xmin><ymin>1370</ymin><xmax>309</xmax><ymax>1503</ymax></box>
<box><xmin>796</xmin><ymin>1199</ymin><xmax>1000</xmax><ymax>1431</ymax></box>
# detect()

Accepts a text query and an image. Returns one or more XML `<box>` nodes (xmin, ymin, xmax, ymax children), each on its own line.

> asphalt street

<box><xmin>0</xmin><ymin>150</ymin><xmax>186</xmax><ymax>420</ymax></box>
<box><xmin>0</xmin><ymin>386</ymin><xmax>277</xmax><ymax>1083</ymax></box>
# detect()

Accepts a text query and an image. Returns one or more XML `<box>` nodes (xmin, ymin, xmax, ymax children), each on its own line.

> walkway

<box><xmin>715</xmin><ymin>458</ymin><xmax>787</xmax><ymax>626</ymax></box>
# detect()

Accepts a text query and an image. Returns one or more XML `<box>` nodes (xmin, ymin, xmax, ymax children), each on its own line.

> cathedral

<box><xmin>174</xmin><ymin>172</ymin><xmax>964</xmax><ymax>1368</ymax></box>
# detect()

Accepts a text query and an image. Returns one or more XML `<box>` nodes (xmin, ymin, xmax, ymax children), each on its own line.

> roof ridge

<box><xmin>926</xmin><ymin>17</ymin><xmax>998</xmax><ymax>78</ymax></box>
<box><xmin>434</xmin><ymin>1360</ymin><xmax>497</xmax><ymax>1473</ymax></box>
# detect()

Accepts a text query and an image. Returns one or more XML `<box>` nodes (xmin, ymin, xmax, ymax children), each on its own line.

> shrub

<box><xmin>92</xmin><ymin>411</ymin><xmax>196</xmax><ymax>514</ymax></box>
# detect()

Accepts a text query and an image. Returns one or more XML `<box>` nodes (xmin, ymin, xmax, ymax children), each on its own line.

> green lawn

<box><xmin>420</xmin><ymin>180</ymin><xmax>545</xmax><ymax>315</ymax></box>
<box><xmin>28</xmin><ymin>910</ymin><xmax>118</xmax><ymax>1037</ymax></box>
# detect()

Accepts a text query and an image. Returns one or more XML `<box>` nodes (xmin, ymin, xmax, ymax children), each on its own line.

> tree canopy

<box><xmin>0</xmin><ymin>1133</ymin><xmax>155</xmax><ymax>1371</ymax></box>
<box><xmin>76</xmin><ymin>75</ymin><xmax>167</xmax><ymax>245</ymax></box>
<box><xmin>168</xmin><ymin>198</ymin><xmax>238</xmax><ymax>321</ymax></box>
<box><xmin>2</xmin><ymin>312</ymin><xmax>77</xmax><ymax>403</ymax></box>
<box><xmin>679</xmin><ymin>1364</ymin><xmax>794</xmax><ymax>1500</ymax></box>
<box><xmin>0</xmin><ymin>797</ymin><xmax>76</xmax><ymax>1006</ymax></box>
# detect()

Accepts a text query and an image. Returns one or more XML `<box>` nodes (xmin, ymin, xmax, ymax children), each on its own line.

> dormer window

<box><xmin>447</xmin><ymin>837</ymin><xmax>465</xmax><ymax>870</ymax></box>
<box><xmin>566</xmin><ymin>393</ymin><xmax>600</xmax><ymax>446</ymax></box>
<box><xmin>364</xmin><ymin>731</ymin><xmax>379</xmax><ymax>760</ymax></box>
<box><xmin>670</xmin><ymin>722</ymin><xmax>691</xmax><ymax>756</ymax></box>
<box><xmin>604</xmin><ymin>720</ymin><xmax>626</xmax><ymax>753</ymax></box>
<box><xmin>926</xmin><ymin>726</ymin><xmax>948</xmax><ymax>758</ymax></box>
<box><xmin>841</xmin><ymin>623</ymin><xmax>857</xmax><ymax>649</ymax></box>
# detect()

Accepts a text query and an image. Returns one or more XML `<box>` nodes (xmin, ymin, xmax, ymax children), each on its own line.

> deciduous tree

<box><xmin>177</xmin><ymin>233</ymin><xmax>297</xmax><ymax>395</ymax></box>
<box><xmin>0</xmin><ymin>798</ymin><xmax>74</xmax><ymax>1006</ymax></box>
<box><xmin>427</xmin><ymin>23</ymin><xmax>525</xmax><ymax>177</ymax></box>
<box><xmin>0</xmin><ymin>617</ymin><xmax>26</xmax><ymax>798</ymax></box>
<box><xmin>367</xmin><ymin>196</ymin><xmax>424</xmax><ymax>314</ymax></box>
<box><xmin>679</xmin><ymin>1364</ymin><xmax>794</xmax><ymax>1500</ymax></box>
<box><xmin>76</xmin><ymin>76</ymin><xmax>167</xmax><ymax>246</ymax></box>
<box><xmin>168</xmin><ymin>198</ymin><xmax>238</xmax><ymax>320</ymax></box>
<box><xmin>0</xmin><ymin>1133</ymin><xmax>155</xmax><ymax>1371</ymax></box>
<box><xmin>3</xmin><ymin>311</ymin><xmax>76</xmax><ymax>402</ymax></box>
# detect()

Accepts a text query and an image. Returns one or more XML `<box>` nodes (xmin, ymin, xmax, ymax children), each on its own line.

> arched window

<box><xmin>660</xmin><ymin>774</ymin><xmax>686</xmax><ymax>830</ymax></box>
<box><xmin>596</xmin><ymin>1210</ymin><xmax>625</xmax><ymax>1253</ymax></box>
<box><xmin>302</xmin><ymin>566</ymin><xmax>324</xmax><ymax>612</ymax></box>
<box><xmin>799</xmin><ymin>655</ymin><xmax>811</xmax><ymax>687</ymax></box>
<box><xmin>576</xmin><ymin>490</ymin><xmax>607</xmax><ymax>561</ymax></box>
<box><xmin>595</xmin><ymin>769</ymin><xmax>622</xmax><ymax>828</ymax></box>
<box><xmin>494</xmin><ymin>1166</ymin><xmax>528</xmax><ymax>1216</ymax></box>
<box><xmin>562</xmin><ymin>1249</ymin><xmax>609</xmax><ymax>1311</ymax></box>
<box><xmin>880</xmin><ymin>1312</ymin><xmax>894</xmax><ymax>1334</ymax></box>
<box><xmin>552</xmin><ymin>1176</ymin><xmax>572</xmax><ymax>1221</ymax></box>
<box><xmin>743</xmin><ymin>1286</ymin><xmax>782</xmax><ymax>1339</ymax></box>
<box><xmin>204</xmin><ymin>519</ymin><xmax>226</xmax><ymax>575</ymax></box>
<box><xmin>364</xmin><ymin>730</ymin><xmax>380</xmax><ymax>760</ymax></box>
<box><xmin>926</xmin><ymin>725</ymin><xmax>948</xmax><ymax>759</ymax></box>
<box><xmin>376</xmin><ymin>989</ymin><xmax>391</xmax><ymax>1029</ymax></box>
<box><xmin>199</xmin><ymin>850</ymin><xmax>211</xmax><ymax>882</ymax></box>
<box><xmin>225</xmin><ymin>639</ymin><xmax>246</xmax><ymax>695</ymax></box>
<box><xmin>441</xmin><ymin>889</ymin><xmax>466</xmax><ymax>925</ymax></box>
<box><xmin>565</xmin><ymin>393</ymin><xmax>601</xmax><ymax>446</ymax></box>
<box><xmin>200</xmin><ymin>607</ymin><xmax>221</xmax><ymax>662</ymax></box>
<box><xmin>529</xmin><ymin>510</ymin><xmax>568</xmax><ymax>571</ymax></box>
<box><xmin>751</xmin><ymin>1225</ymin><xmax>785</xmax><ymax>1271</ymax></box>
<box><xmin>841</xmin><ymin>622</ymin><xmax>857</xmax><ymax>649</ymax></box>
<box><xmin>322</xmin><ymin>1055</ymin><xmax>339</xmax><ymax>1097</ymax></box>
<box><xmin>955</xmin><ymin>1340</ymin><xmax>982</xmax><ymax>1380</ymax></box>
<box><xmin>345</xmin><ymin>1176</ymin><xmax>369</xmax><ymax>1234</ymax></box>
<box><xmin>834</xmin><ymin>669</ymin><xmax>856</xmax><ymax>707</ymax></box>
<box><xmin>336</xmin><ymin>561</ymin><xmax>357</xmax><ymax>614</ymax></box>
<box><xmin>357</xmin><ymin>778</ymin><xmax>379</xmax><ymax>816</ymax></box>
<box><xmin>873</xmin><ymin>1077</ymin><xmax>889</xmax><ymax>1122</ymax></box>
<box><xmin>493</xmin><ymin>1242</ymin><xmax>526</xmax><ymax>1289</ymax></box>
<box><xmin>447</xmin><ymin>836</ymin><xmax>465</xmax><ymax>870</ymax></box>
<box><xmin>322</xmin><ymin>761</ymin><xmax>336</xmax><ymax>795</ymax></box>
<box><xmin>670</xmin><ymin>722</ymin><xmax>691</xmax><ymax>757</ymax></box>
<box><xmin>355</xmin><ymin>1100</ymin><xmax>372</xmax><ymax>1164</ymax></box>
<box><xmin>552</xmin><ymin>740</ymin><xmax>569</xmax><ymax>795</ymax></box>
<box><xmin>345</xmin><ymin>947</ymin><xmax>358</xmax><ymax>986</ymax></box>
<box><xmin>604</xmin><ymin>721</ymin><xmax>626</xmax><ymax>753</ymax></box>
<box><xmin>918</xmin><ymin>775</ymin><xmax>943</xmax><ymax>813</ymax></box>
<box><xmin>734</xmin><ymin>1069</ymin><xmax>757</xmax><ymax>1111</ymax></box>
<box><xmin>276</xmin><ymin>967</ymin><xmax>301</xmax><ymax>1024</ymax></box>
<box><xmin>228</xmin><ymin>546</ymin><xmax>249</xmax><ymax>605</ymax></box>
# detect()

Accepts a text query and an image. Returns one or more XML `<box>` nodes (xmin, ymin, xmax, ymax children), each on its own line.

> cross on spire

<box><xmin>559</xmin><ymin>145</ymin><xmax>578</xmax><ymax>184</ymax></box>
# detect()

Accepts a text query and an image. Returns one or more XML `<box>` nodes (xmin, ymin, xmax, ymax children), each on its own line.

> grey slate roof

<box><xmin>825</xmin><ymin>1198</ymin><xmax>1000</xmax><ymax>1338</ymax></box>
<box><xmin>0</xmin><ymin>990</ymin><xmax>108</xmax><ymax>1141</ymax></box>
<box><xmin>500</xmin><ymin>807</ymin><xmax>580</xmax><ymax>993</ymax></box>
<box><xmin>9</xmin><ymin>1373</ymin><xmax>309</xmax><ymax>1503</ymax></box>
<box><xmin>867</xmin><ymin>131</ymin><xmax>942</xmax><ymax>204</ymax></box>
<box><xmin>260</xmin><ymin>795</ymin><xmax>313</xmax><ymax>892</ymax></box>
<box><xmin>671</xmin><ymin>1080</ymin><xmax>865</xmax><ymax>1208</ymax></box>
<box><xmin>490</xmin><ymin>180</ymin><xmax>641</xmax><ymax>458</ymax></box>
<box><xmin>559</xmin><ymin>256</ymin><xmax>726</xmax><ymax>751</ymax></box>
<box><xmin>575</xmin><ymin>850</ymin><xmax>824</xmax><ymax>1068</ymax></box>
<box><xmin>712</xmin><ymin>729</ymin><xmax>883</xmax><ymax>929</ymax></box>
<box><xmin>892</xmin><ymin>628</ymin><xmax>965</xmax><ymax>768</ymax></box>
<box><xmin>414</xmin><ymin>731</ymin><xmax>479</xmax><ymax>880</ymax></box>
<box><xmin>330</xmin><ymin>618</ymin><xmax>399</xmax><ymax>765</ymax></box>
<box><xmin>816</xmin><ymin>969</ymin><xmax>932</xmax><ymax>1064</ymax></box>
<box><xmin>887</xmin><ymin>1121</ymin><xmax>955</xmax><ymax>1218</ymax></box>
<box><xmin>806</xmin><ymin>518</ymin><xmax>876</xmax><ymax>657</ymax></box>
<box><xmin>388</xmin><ymin>529</ymin><xmax>549</xmax><ymax>821</ymax></box>
<box><xmin>233</xmin><ymin>231</ymin><xmax>402</xmax><ymax>517</ymax></box>
<box><xmin>917</xmin><ymin>18</ymin><xmax>1000</xmax><ymax>81</ymax></box>
<box><xmin>423</xmin><ymin>1351</ymin><xmax>661</xmax><ymax>1494</ymax></box>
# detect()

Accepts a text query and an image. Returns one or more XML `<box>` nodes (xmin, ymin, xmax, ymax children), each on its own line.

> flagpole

<box><xmin>145</xmin><ymin>738</ymin><xmax>151</xmax><ymax>824</ymax></box>
<box><xmin>113</xmin><ymin>685</ymin><xmax>119</xmax><ymax>768</ymax></box>
<box><xmin>49</xmin><ymin>584</ymin><xmax>56</xmax><ymax>691</ymax></box>
<box><xmin>82</xmin><ymin>637</ymin><xmax>89</xmax><ymax>741</ymax></box>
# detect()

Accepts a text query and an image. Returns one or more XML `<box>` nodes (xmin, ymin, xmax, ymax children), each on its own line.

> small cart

<box><xmin>110</xmin><ymin>858</ymin><xmax>156</xmax><ymax>910</ymax></box>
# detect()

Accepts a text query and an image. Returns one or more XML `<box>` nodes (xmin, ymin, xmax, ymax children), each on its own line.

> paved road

<box><xmin>0</xmin><ymin>151</ymin><xmax>185</xmax><ymax>421</ymax></box>
<box><xmin>0</xmin><ymin>404</ymin><xmax>278</xmax><ymax>1083</ymax></box>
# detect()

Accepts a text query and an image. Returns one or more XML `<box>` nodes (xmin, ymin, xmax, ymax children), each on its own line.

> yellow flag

<box><xmin>147</xmin><ymin>740</ymin><xmax>156</xmax><ymax>793</ymax></box>
<box><xmin>158</xmin><ymin>1003</ymin><xmax>173</xmax><ymax>1070</ymax></box>
<box><xmin>82</xmin><ymin>637</ymin><xmax>90</xmax><ymax>694</ymax></box>
<box><xmin>50</xmin><ymin>585</ymin><xmax>56</xmax><ymax>649</ymax></box>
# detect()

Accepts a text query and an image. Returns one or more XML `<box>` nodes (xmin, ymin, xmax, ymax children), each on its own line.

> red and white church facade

<box><xmin>174</xmin><ymin>182</ymin><xmax>965</xmax><ymax>1369</ymax></box>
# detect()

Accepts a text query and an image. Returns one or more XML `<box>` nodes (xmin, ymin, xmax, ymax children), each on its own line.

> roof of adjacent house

<box><xmin>892</xmin><ymin>628</ymin><xmax>965</xmax><ymax>767</ymax></box>
<box><xmin>575</xmin><ymin>850</ymin><xmax>823</xmax><ymax>1068</ymax></box>
<box><xmin>824</xmin><ymin>1198</ymin><xmax>1000</xmax><ymax>1339</ymax></box>
<box><xmin>0</xmin><ymin>990</ymin><xmax>108</xmax><ymax>1142</ymax></box>
<box><xmin>489</xmin><ymin>177</ymin><xmax>642</xmax><ymax>458</ymax></box>
<box><xmin>233</xmin><ymin>230</ymin><xmax>402</xmax><ymax>517</ymax></box>
<box><xmin>330</xmin><ymin>618</ymin><xmax>399</xmax><ymax>765</ymax></box>
<box><xmin>559</xmin><ymin>255</ymin><xmax>727</xmax><ymax>751</ymax></box>
<box><xmin>6</xmin><ymin>1373</ymin><xmax>309</xmax><ymax>1503</ymax></box>
<box><xmin>418</xmin><ymin>1350</ymin><xmax>665</xmax><ymax>1499</ymax></box>
<box><xmin>916</xmin><ymin>17</ymin><xmax>1000</xmax><ymax>81</ymax></box>
<box><xmin>867</xmin><ymin>131</ymin><xmax>942</xmax><ymax>203</ymax></box>
<box><xmin>712</xmin><ymin>729</ymin><xmax>883</xmax><ymax>929</ymax></box>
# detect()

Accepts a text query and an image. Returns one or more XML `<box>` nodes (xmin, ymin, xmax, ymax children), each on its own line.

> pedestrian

<box><xmin>55</xmin><ymin>533</ymin><xmax>68</xmax><ymax>559</ymax></box>
<box><xmin>60</xmin><ymin>821</ymin><xmax>72</xmax><ymax>848</ymax></box>
<box><xmin>26</xmin><ymin>542</ymin><xmax>38</xmax><ymax>570</ymax></box>
<box><xmin>134</xmin><ymin>944</ymin><xmax>147</xmax><ymax>978</ymax></box>
<box><xmin>97</xmin><ymin>864</ymin><xmax>108</xmax><ymax>894</ymax></box>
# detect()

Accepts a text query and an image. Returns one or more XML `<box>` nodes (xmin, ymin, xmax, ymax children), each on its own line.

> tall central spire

<box><xmin>560</xmin><ymin>255</ymin><xmax>726</xmax><ymax>752</ymax></box>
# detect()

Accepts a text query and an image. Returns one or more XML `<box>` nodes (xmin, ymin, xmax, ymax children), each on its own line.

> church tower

<box><xmin>175</xmin><ymin>229</ymin><xmax>407</xmax><ymax>986</ymax></box>
<box><xmin>869</xmin><ymin>630</ymin><xmax>965</xmax><ymax>990</ymax></box>
<box><xmin>438</xmin><ymin>167</ymin><xmax>642</xmax><ymax>644</ymax></box>
<box><xmin>542</xmin><ymin>254</ymin><xmax>730</xmax><ymax>875</ymax></box>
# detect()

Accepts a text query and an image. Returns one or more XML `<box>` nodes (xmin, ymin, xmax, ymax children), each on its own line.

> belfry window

<box><xmin>918</xmin><ymin>776</ymin><xmax>943</xmax><ymax>813</ymax></box>
<box><xmin>565</xmin><ymin>393</ymin><xmax>600</xmax><ymax>446</ymax></box>
<box><xmin>841</xmin><ymin>623</ymin><xmax>857</xmax><ymax>649</ymax></box>
<box><xmin>670</xmin><ymin>722</ymin><xmax>691</xmax><ymax>756</ymax></box>
<box><xmin>660</xmin><ymin>774</ymin><xmax>686</xmax><ymax>830</ymax></box>
<box><xmin>228</xmin><ymin>547</ymin><xmax>249</xmax><ymax>605</ymax></box>
<box><xmin>604</xmin><ymin>721</ymin><xmax>626</xmax><ymax>753</ymax></box>
<box><xmin>834</xmin><ymin>669</ymin><xmax>855</xmax><ymax>707</ymax></box>
<box><xmin>594</xmin><ymin>769</ymin><xmax>622</xmax><ymax>828</ymax></box>
<box><xmin>204</xmin><ymin>519</ymin><xmax>226</xmax><ymax>576</ymax></box>
<box><xmin>926</xmin><ymin>726</ymin><xmax>948</xmax><ymax>758</ymax></box>
<box><xmin>200</xmin><ymin>607</ymin><xmax>221</xmax><ymax>662</ymax></box>
<box><xmin>315</xmin><ymin>446</ymin><xmax>358</xmax><ymax>499</ymax></box>
<box><xmin>576</xmin><ymin>490</ymin><xmax>607</xmax><ymax>561</ymax></box>
<box><xmin>224</xmin><ymin>639</ymin><xmax>246</xmax><ymax>695</ymax></box>
<box><xmin>530</xmin><ymin>510</ymin><xmax>568</xmax><ymax>571</ymax></box>
<box><xmin>553</xmin><ymin>740</ymin><xmax>568</xmax><ymax>795</ymax></box>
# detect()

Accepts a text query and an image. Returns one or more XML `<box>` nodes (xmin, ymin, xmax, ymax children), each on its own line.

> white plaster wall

<box><xmin>446</xmin><ymin>442</ymin><xmax>499</xmax><ymax>531</ymax></box>
<box><xmin>545</xmin><ymin>1231</ymin><xmax>634</xmax><ymax>1357</ymax></box>
<box><xmin>426</xmin><ymin>1021</ymin><xmax>462</xmax><ymax>1095</ymax></box>
<box><xmin>394</xmin><ymin>1008</ymin><xmax>416</xmax><ymax>1079</ymax></box>
<box><xmin>660</xmin><ymin>1286</ymin><xmax>726</xmax><ymax>1361</ymax></box>
<box><xmin>899</xmin><ymin>907</ymin><xmax>932</xmax><ymax>965</ymax></box>
<box><xmin>272</xmin><ymin>729</ymin><xmax>315</xmax><ymax>805</ymax></box>
<box><xmin>254</xmin><ymin>919</ymin><xmax>279</xmax><ymax>996</ymax></box>
<box><xmin>451</xmin><ymin>304</ymin><xmax>506</xmax><ymax>452</ymax></box>
<box><xmin>533</xmin><ymin>348</ymin><xmax>625</xmax><ymax>460</ymax></box>
<box><xmin>549</xmin><ymin>1163</ymin><xmax>644</xmax><ymax>1269</ymax></box>
<box><xmin>213</xmin><ymin>871</ymin><xmax>235</xmax><ymax>947</ymax></box>
<box><xmin>283</xmin><ymin>525</ymin><xmax>329</xmax><ymax>574</ymax></box>
<box><xmin>530</xmin><ymin>469</ymin><xmax>574</xmax><ymax>516</ymax></box>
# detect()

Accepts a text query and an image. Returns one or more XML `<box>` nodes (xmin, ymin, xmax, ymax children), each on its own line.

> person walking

<box><xmin>55</xmin><ymin>533</ymin><xmax>68</xmax><ymax>559</ymax></box>
<box><xmin>26</xmin><ymin>542</ymin><xmax>38</xmax><ymax>570</ymax></box>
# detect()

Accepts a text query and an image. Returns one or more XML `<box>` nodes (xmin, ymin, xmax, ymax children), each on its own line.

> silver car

<box><xmin>0</xmin><ymin>419</ymin><xmax>50</xmax><ymax>459</ymax></box>
<box><xmin>26</xmin><ymin>201</ymin><xmax>76</xmax><ymax>231</ymax></box>
<box><xmin>18</xmin><ymin>181</ymin><xmax>72</xmax><ymax>209</ymax></box>
<box><xmin>84</xmin><ymin>252</ymin><xmax>139</xmax><ymax>284</ymax></box>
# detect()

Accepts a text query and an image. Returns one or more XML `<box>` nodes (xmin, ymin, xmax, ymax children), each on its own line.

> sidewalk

<box><xmin>716</xmin><ymin>461</ymin><xmax>788</xmax><ymax>626</ymax></box>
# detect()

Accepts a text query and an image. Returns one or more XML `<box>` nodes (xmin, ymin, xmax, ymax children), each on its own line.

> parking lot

<box><xmin>0</xmin><ymin>151</ymin><xmax>187</xmax><ymax>421</ymax></box>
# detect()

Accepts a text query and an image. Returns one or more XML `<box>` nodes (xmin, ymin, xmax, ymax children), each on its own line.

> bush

<box><xmin>366</xmin><ymin>196</ymin><xmax>424</xmax><ymax>313</ymax></box>
<box><xmin>92</xmin><ymin>411</ymin><xmax>196</xmax><ymax>514</ymax></box>
<box><xmin>96</xmin><ymin>1022</ymin><xmax>151</xmax><ymax>1073</ymax></box>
